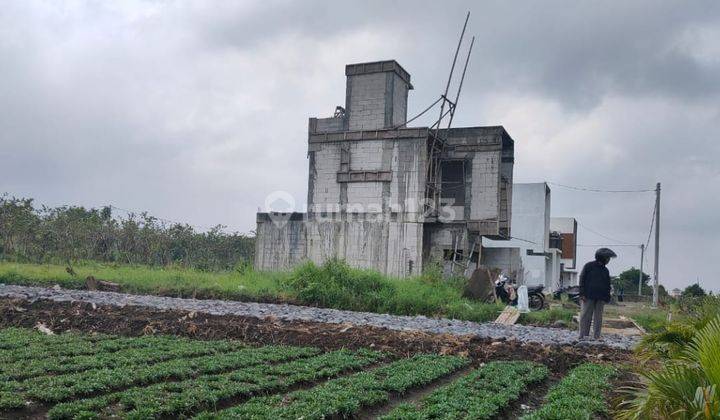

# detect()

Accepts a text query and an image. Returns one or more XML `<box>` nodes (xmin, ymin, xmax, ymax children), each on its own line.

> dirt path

<box><xmin>0</xmin><ymin>284</ymin><xmax>638</xmax><ymax>349</ymax></box>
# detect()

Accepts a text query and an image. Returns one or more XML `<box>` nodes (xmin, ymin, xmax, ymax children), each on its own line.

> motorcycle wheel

<box><xmin>528</xmin><ymin>293</ymin><xmax>545</xmax><ymax>311</ymax></box>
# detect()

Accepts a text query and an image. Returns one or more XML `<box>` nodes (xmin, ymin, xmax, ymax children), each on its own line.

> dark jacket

<box><xmin>579</xmin><ymin>260</ymin><xmax>611</xmax><ymax>302</ymax></box>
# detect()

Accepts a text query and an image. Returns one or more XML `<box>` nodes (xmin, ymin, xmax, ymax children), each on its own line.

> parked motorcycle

<box><xmin>494</xmin><ymin>275</ymin><xmax>545</xmax><ymax>311</ymax></box>
<box><xmin>552</xmin><ymin>285</ymin><xmax>581</xmax><ymax>306</ymax></box>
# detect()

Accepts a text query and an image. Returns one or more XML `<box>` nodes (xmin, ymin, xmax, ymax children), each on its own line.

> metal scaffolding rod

<box><xmin>448</xmin><ymin>35</ymin><xmax>475</xmax><ymax>128</ymax></box>
<box><xmin>437</xmin><ymin>11</ymin><xmax>470</xmax><ymax>126</ymax></box>
<box><xmin>424</xmin><ymin>11</ymin><xmax>474</xmax><ymax>218</ymax></box>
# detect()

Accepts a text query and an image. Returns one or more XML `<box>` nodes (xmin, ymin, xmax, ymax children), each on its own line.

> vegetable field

<box><xmin>0</xmin><ymin>327</ymin><xmax>617</xmax><ymax>419</ymax></box>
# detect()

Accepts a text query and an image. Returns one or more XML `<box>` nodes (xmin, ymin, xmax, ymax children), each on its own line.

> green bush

<box><xmin>282</xmin><ymin>259</ymin><xmax>397</xmax><ymax>312</ymax></box>
<box><xmin>282</xmin><ymin>259</ymin><xmax>503</xmax><ymax>322</ymax></box>
<box><xmin>619</xmin><ymin>315</ymin><xmax>720</xmax><ymax>419</ymax></box>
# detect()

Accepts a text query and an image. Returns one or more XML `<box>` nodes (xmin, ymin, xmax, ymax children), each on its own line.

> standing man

<box><xmin>578</xmin><ymin>248</ymin><xmax>617</xmax><ymax>340</ymax></box>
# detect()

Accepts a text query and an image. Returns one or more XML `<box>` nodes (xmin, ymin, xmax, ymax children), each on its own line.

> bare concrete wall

<box><xmin>480</xmin><ymin>247</ymin><xmax>523</xmax><ymax>281</ymax></box>
<box><xmin>468</xmin><ymin>151</ymin><xmax>501</xmax><ymax>220</ymax></box>
<box><xmin>307</xmin><ymin>134</ymin><xmax>426</xmax><ymax>220</ymax></box>
<box><xmin>254</xmin><ymin>216</ymin><xmax>307</xmax><ymax>271</ymax></box>
<box><xmin>255</xmin><ymin>214</ymin><xmax>423</xmax><ymax>278</ymax></box>
<box><xmin>345</xmin><ymin>60</ymin><xmax>411</xmax><ymax>131</ymax></box>
<box><xmin>347</xmin><ymin>72</ymin><xmax>388</xmax><ymax>131</ymax></box>
<box><xmin>392</xmin><ymin>72</ymin><xmax>408</xmax><ymax>127</ymax></box>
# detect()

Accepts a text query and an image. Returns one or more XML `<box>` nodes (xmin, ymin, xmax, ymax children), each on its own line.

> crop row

<box><xmin>0</xmin><ymin>332</ymin><xmax>204</xmax><ymax>364</ymax></box>
<box><xmin>195</xmin><ymin>354</ymin><xmax>470</xmax><ymax>419</ymax></box>
<box><xmin>382</xmin><ymin>361</ymin><xmax>549</xmax><ymax>419</ymax></box>
<box><xmin>0</xmin><ymin>327</ymin><xmax>115</xmax><ymax>350</ymax></box>
<box><xmin>48</xmin><ymin>348</ymin><xmax>386</xmax><ymax>419</ymax></box>
<box><xmin>1</xmin><ymin>336</ymin><xmax>243</xmax><ymax>381</ymax></box>
<box><xmin>521</xmin><ymin>363</ymin><xmax>616</xmax><ymax>420</ymax></box>
<box><xmin>0</xmin><ymin>345</ymin><xmax>319</xmax><ymax>408</ymax></box>
<box><xmin>0</xmin><ymin>329</ymin><xmax>125</xmax><ymax>361</ymax></box>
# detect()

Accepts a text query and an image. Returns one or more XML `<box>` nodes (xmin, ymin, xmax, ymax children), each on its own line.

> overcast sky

<box><xmin>1</xmin><ymin>1</ymin><xmax>719</xmax><ymax>291</ymax></box>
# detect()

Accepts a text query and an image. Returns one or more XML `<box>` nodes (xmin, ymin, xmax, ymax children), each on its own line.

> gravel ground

<box><xmin>0</xmin><ymin>283</ymin><xmax>638</xmax><ymax>349</ymax></box>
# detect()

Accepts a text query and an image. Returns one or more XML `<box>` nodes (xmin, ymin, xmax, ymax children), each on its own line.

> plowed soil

<box><xmin>0</xmin><ymin>297</ymin><xmax>630</xmax><ymax>374</ymax></box>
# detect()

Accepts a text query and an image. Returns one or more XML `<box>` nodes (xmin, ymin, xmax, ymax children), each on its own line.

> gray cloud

<box><xmin>1</xmin><ymin>0</ymin><xmax>718</xmax><ymax>291</ymax></box>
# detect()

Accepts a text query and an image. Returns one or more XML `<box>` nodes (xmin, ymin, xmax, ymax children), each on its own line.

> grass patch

<box><xmin>629</xmin><ymin>311</ymin><xmax>669</xmax><ymax>333</ymax></box>
<box><xmin>520</xmin><ymin>306</ymin><xmax>576</xmax><ymax>327</ymax></box>
<box><xmin>0</xmin><ymin>259</ymin><xmax>509</xmax><ymax>323</ymax></box>
<box><xmin>0</xmin><ymin>260</ymin><xmax>289</xmax><ymax>301</ymax></box>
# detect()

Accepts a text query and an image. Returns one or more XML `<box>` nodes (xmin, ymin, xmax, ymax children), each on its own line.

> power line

<box><xmin>548</xmin><ymin>182</ymin><xmax>654</xmax><ymax>193</ymax></box>
<box><xmin>510</xmin><ymin>235</ymin><xmax>538</xmax><ymax>245</ymax></box>
<box><xmin>577</xmin><ymin>221</ymin><xmax>633</xmax><ymax>245</ymax></box>
<box><xmin>492</xmin><ymin>233</ymin><xmax>538</xmax><ymax>245</ymax></box>
<box><xmin>394</xmin><ymin>96</ymin><xmax>443</xmax><ymax>129</ymax></box>
<box><xmin>577</xmin><ymin>244</ymin><xmax>640</xmax><ymax>247</ymax></box>
<box><xmin>644</xmin><ymin>204</ymin><xmax>656</xmax><ymax>250</ymax></box>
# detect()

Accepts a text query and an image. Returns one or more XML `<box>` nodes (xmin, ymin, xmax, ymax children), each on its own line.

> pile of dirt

<box><xmin>0</xmin><ymin>298</ymin><xmax>631</xmax><ymax>374</ymax></box>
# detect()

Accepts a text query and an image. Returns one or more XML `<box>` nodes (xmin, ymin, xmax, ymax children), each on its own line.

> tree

<box><xmin>0</xmin><ymin>194</ymin><xmax>255</xmax><ymax>270</ymax></box>
<box><xmin>682</xmin><ymin>283</ymin><xmax>706</xmax><ymax>298</ymax></box>
<box><xmin>612</xmin><ymin>267</ymin><xmax>651</xmax><ymax>296</ymax></box>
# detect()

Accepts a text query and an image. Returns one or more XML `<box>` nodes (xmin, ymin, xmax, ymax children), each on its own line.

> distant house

<box><xmin>482</xmin><ymin>183</ymin><xmax>561</xmax><ymax>291</ymax></box>
<box><xmin>550</xmin><ymin>217</ymin><xmax>579</xmax><ymax>288</ymax></box>
<box><xmin>669</xmin><ymin>288</ymin><xmax>682</xmax><ymax>298</ymax></box>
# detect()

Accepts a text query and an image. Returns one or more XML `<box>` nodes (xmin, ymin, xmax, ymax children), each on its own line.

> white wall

<box><xmin>483</xmin><ymin>183</ymin><xmax>559</xmax><ymax>288</ymax></box>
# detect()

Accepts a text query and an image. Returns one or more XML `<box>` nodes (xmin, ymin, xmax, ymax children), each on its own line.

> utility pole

<box><xmin>638</xmin><ymin>244</ymin><xmax>645</xmax><ymax>296</ymax></box>
<box><xmin>652</xmin><ymin>182</ymin><xmax>661</xmax><ymax>307</ymax></box>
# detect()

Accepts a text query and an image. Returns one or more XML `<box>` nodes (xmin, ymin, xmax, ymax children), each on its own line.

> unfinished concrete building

<box><xmin>255</xmin><ymin>60</ymin><xmax>515</xmax><ymax>277</ymax></box>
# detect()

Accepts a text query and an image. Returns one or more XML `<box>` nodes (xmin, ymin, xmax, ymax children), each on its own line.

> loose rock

<box><xmin>0</xmin><ymin>284</ymin><xmax>638</xmax><ymax>349</ymax></box>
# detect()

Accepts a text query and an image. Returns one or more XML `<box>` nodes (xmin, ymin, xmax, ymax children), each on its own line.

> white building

<box><xmin>482</xmin><ymin>183</ymin><xmax>561</xmax><ymax>290</ymax></box>
<box><xmin>550</xmin><ymin>217</ymin><xmax>579</xmax><ymax>288</ymax></box>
